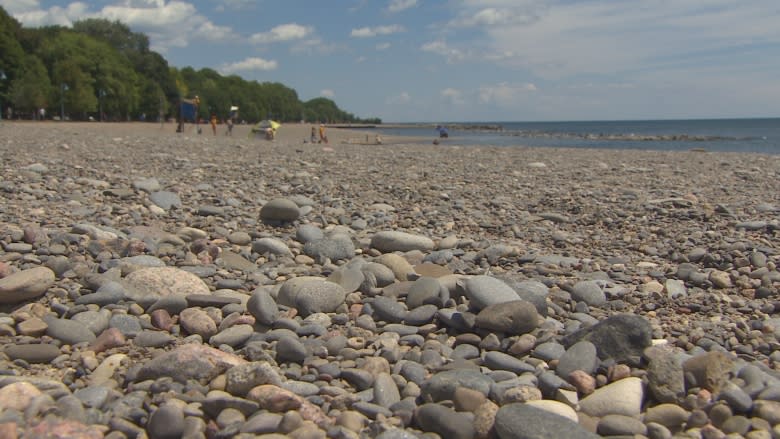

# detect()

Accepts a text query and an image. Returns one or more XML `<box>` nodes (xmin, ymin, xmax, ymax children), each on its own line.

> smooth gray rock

<box><xmin>484</xmin><ymin>351</ymin><xmax>535</xmax><ymax>374</ymax></box>
<box><xmin>246</xmin><ymin>288</ymin><xmax>278</xmax><ymax>325</ymax></box>
<box><xmin>260</xmin><ymin>198</ymin><xmax>301</xmax><ymax>221</ymax></box>
<box><xmin>371</xmin><ymin>296</ymin><xmax>408</xmax><ymax>323</ymax></box>
<box><xmin>109</xmin><ymin>314</ymin><xmax>142</xmax><ymax>338</ymax></box>
<box><xmin>462</xmin><ymin>275</ymin><xmax>520</xmax><ymax>311</ymax></box>
<box><xmin>495</xmin><ymin>403</ymin><xmax>601</xmax><ymax>439</ymax></box>
<box><xmin>149</xmin><ymin>191</ymin><xmax>182</xmax><ymax>211</ymax></box>
<box><xmin>406</xmin><ymin>277</ymin><xmax>444</xmax><ymax>309</ymax></box>
<box><xmin>296</xmin><ymin>224</ymin><xmax>325</xmax><ymax>244</ymax></box>
<box><xmin>556</xmin><ymin>341</ymin><xmax>599</xmax><ymax>378</ymax></box>
<box><xmin>421</xmin><ymin>369</ymin><xmax>494</xmax><ymax>402</ymax></box>
<box><xmin>570</xmin><ymin>280</ymin><xmax>607</xmax><ymax>306</ymax></box>
<box><xmin>303</xmin><ymin>235</ymin><xmax>355</xmax><ymax>262</ymax></box>
<box><xmin>4</xmin><ymin>344</ymin><xmax>60</xmax><ymax>364</ymax></box>
<box><xmin>0</xmin><ymin>266</ymin><xmax>55</xmax><ymax>304</ymax></box>
<box><xmin>371</xmin><ymin>231</ymin><xmax>435</xmax><ymax>253</ymax></box>
<box><xmin>76</xmin><ymin>281</ymin><xmax>126</xmax><ymax>306</ymax></box>
<box><xmin>134</xmin><ymin>330</ymin><xmax>175</xmax><ymax>348</ymax></box>
<box><xmin>251</xmin><ymin>237</ymin><xmax>293</xmax><ymax>257</ymax></box>
<box><xmin>147</xmin><ymin>402</ymin><xmax>185</xmax><ymax>439</ymax></box>
<box><xmin>374</xmin><ymin>372</ymin><xmax>401</xmax><ymax>408</ymax></box>
<box><xmin>275</xmin><ymin>336</ymin><xmax>308</xmax><ymax>364</ymax></box>
<box><xmin>475</xmin><ymin>300</ymin><xmax>539</xmax><ymax>335</ymax></box>
<box><xmin>44</xmin><ymin>316</ymin><xmax>97</xmax><ymax>345</ymax></box>
<box><xmin>210</xmin><ymin>324</ymin><xmax>254</xmax><ymax>348</ymax></box>
<box><xmin>414</xmin><ymin>403</ymin><xmax>476</xmax><ymax>439</ymax></box>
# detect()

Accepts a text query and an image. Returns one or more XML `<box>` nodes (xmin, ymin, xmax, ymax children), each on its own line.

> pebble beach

<box><xmin>1</xmin><ymin>121</ymin><xmax>780</xmax><ymax>439</ymax></box>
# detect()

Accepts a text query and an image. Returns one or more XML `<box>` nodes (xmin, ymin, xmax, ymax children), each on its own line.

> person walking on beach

<box><xmin>319</xmin><ymin>124</ymin><xmax>328</xmax><ymax>144</ymax></box>
<box><xmin>225</xmin><ymin>116</ymin><xmax>234</xmax><ymax>136</ymax></box>
<box><xmin>310</xmin><ymin>126</ymin><xmax>317</xmax><ymax>143</ymax></box>
<box><xmin>210</xmin><ymin>113</ymin><xmax>217</xmax><ymax>136</ymax></box>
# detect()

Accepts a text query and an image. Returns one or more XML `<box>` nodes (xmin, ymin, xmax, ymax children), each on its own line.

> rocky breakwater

<box><xmin>0</xmin><ymin>123</ymin><xmax>779</xmax><ymax>438</ymax></box>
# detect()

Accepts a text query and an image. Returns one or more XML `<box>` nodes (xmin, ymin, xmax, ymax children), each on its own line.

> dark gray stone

<box><xmin>303</xmin><ymin>235</ymin><xmax>355</xmax><ymax>262</ymax></box>
<box><xmin>421</xmin><ymin>369</ymin><xmax>494</xmax><ymax>402</ymax></box>
<box><xmin>556</xmin><ymin>341</ymin><xmax>599</xmax><ymax>378</ymax></box>
<box><xmin>146</xmin><ymin>404</ymin><xmax>184</xmax><ymax>439</ymax></box>
<box><xmin>44</xmin><ymin>316</ymin><xmax>97</xmax><ymax>345</ymax></box>
<box><xmin>561</xmin><ymin>313</ymin><xmax>652</xmax><ymax>362</ymax></box>
<box><xmin>371</xmin><ymin>296</ymin><xmax>408</xmax><ymax>323</ymax></box>
<box><xmin>4</xmin><ymin>344</ymin><xmax>60</xmax><ymax>364</ymax></box>
<box><xmin>275</xmin><ymin>336</ymin><xmax>308</xmax><ymax>364</ymax></box>
<box><xmin>246</xmin><ymin>288</ymin><xmax>278</xmax><ymax>326</ymax></box>
<box><xmin>495</xmin><ymin>403</ymin><xmax>601</xmax><ymax>439</ymax></box>
<box><xmin>414</xmin><ymin>403</ymin><xmax>475</xmax><ymax>439</ymax></box>
<box><xmin>475</xmin><ymin>300</ymin><xmax>539</xmax><ymax>335</ymax></box>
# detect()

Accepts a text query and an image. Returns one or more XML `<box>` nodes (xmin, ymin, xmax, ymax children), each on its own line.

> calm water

<box><xmin>370</xmin><ymin>118</ymin><xmax>780</xmax><ymax>154</ymax></box>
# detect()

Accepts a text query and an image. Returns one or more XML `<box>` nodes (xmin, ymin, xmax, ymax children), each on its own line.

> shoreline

<box><xmin>1</xmin><ymin>121</ymin><xmax>780</xmax><ymax>438</ymax></box>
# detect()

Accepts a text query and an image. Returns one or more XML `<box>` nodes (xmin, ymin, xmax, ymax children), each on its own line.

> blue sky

<box><xmin>2</xmin><ymin>0</ymin><xmax>780</xmax><ymax>122</ymax></box>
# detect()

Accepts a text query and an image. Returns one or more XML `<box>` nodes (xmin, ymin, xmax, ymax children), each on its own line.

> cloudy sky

<box><xmin>3</xmin><ymin>0</ymin><xmax>780</xmax><ymax>122</ymax></box>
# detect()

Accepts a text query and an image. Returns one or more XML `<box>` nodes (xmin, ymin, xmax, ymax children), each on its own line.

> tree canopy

<box><xmin>0</xmin><ymin>8</ymin><xmax>380</xmax><ymax>124</ymax></box>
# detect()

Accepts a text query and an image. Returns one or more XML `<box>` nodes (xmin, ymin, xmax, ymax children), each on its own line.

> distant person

<box><xmin>436</xmin><ymin>125</ymin><xmax>449</xmax><ymax>138</ymax></box>
<box><xmin>226</xmin><ymin>116</ymin><xmax>234</xmax><ymax>136</ymax></box>
<box><xmin>39</xmin><ymin>108</ymin><xmax>46</xmax><ymax>121</ymax></box>
<box><xmin>319</xmin><ymin>124</ymin><xmax>328</xmax><ymax>144</ymax></box>
<box><xmin>6</xmin><ymin>107</ymin><xmax>12</xmax><ymax>120</ymax></box>
<box><xmin>210</xmin><ymin>113</ymin><xmax>217</xmax><ymax>136</ymax></box>
<box><xmin>310</xmin><ymin>126</ymin><xmax>317</xmax><ymax>143</ymax></box>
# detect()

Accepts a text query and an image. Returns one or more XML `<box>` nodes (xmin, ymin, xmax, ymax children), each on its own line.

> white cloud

<box><xmin>420</xmin><ymin>40</ymin><xmax>466</xmax><ymax>63</ymax></box>
<box><xmin>386</xmin><ymin>91</ymin><xmax>411</xmax><ymax>105</ymax></box>
<box><xmin>350</xmin><ymin>24</ymin><xmax>404</xmax><ymax>38</ymax></box>
<box><xmin>440</xmin><ymin>88</ymin><xmax>464</xmax><ymax>105</ymax></box>
<box><xmin>320</xmin><ymin>89</ymin><xmax>335</xmax><ymax>98</ymax></box>
<box><xmin>216</xmin><ymin>0</ymin><xmax>254</xmax><ymax>11</ymax></box>
<box><xmin>220</xmin><ymin>57</ymin><xmax>278</xmax><ymax>74</ymax></box>
<box><xmin>250</xmin><ymin>23</ymin><xmax>313</xmax><ymax>44</ymax></box>
<box><xmin>445</xmin><ymin>0</ymin><xmax>780</xmax><ymax>80</ymax></box>
<box><xmin>387</xmin><ymin>0</ymin><xmax>417</xmax><ymax>13</ymax></box>
<box><xmin>478</xmin><ymin>82</ymin><xmax>537</xmax><ymax>106</ymax></box>
<box><xmin>2</xmin><ymin>0</ymin><xmax>237</xmax><ymax>51</ymax></box>
<box><xmin>376</xmin><ymin>42</ymin><xmax>391</xmax><ymax>50</ymax></box>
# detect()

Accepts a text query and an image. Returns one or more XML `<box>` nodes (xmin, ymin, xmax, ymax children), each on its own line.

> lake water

<box><xmin>369</xmin><ymin>118</ymin><xmax>780</xmax><ymax>154</ymax></box>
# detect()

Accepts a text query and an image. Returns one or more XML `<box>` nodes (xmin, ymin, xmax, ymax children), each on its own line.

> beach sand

<box><xmin>1</xmin><ymin>120</ymin><xmax>780</xmax><ymax>438</ymax></box>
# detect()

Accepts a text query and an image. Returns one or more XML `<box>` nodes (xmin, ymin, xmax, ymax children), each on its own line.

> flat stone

<box><xmin>135</xmin><ymin>344</ymin><xmax>247</xmax><ymax>383</ymax></box>
<box><xmin>4</xmin><ymin>343</ymin><xmax>60</xmax><ymax>363</ymax></box>
<box><xmin>494</xmin><ymin>403</ymin><xmax>600</xmax><ymax>439</ymax></box>
<box><xmin>44</xmin><ymin>316</ymin><xmax>97</xmax><ymax>345</ymax></box>
<box><xmin>462</xmin><ymin>275</ymin><xmax>520</xmax><ymax>311</ymax></box>
<box><xmin>414</xmin><ymin>403</ymin><xmax>476</xmax><ymax>439</ymax></box>
<box><xmin>0</xmin><ymin>267</ymin><xmax>55</xmax><ymax>304</ymax></box>
<box><xmin>371</xmin><ymin>231</ymin><xmax>435</xmax><ymax>253</ymax></box>
<box><xmin>475</xmin><ymin>300</ymin><xmax>540</xmax><ymax>335</ymax></box>
<box><xmin>579</xmin><ymin>377</ymin><xmax>644</xmax><ymax>417</ymax></box>
<box><xmin>124</xmin><ymin>267</ymin><xmax>210</xmax><ymax>300</ymax></box>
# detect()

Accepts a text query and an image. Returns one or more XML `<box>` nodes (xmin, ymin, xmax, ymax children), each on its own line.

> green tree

<box><xmin>0</xmin><ymin>7</ymin><xmax>25</xmax><ymax>109</ymax></box>
<box><xmin>7</xmin><ymin>55</ymin><xmax>50</xmax><ymax>115</ymax></box>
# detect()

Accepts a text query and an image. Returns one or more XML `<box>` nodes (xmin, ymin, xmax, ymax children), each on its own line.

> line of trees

<box><xmin>0</xmin><ymin>7</ymin><xmax>381</xmax><ymax>124</ymax></box>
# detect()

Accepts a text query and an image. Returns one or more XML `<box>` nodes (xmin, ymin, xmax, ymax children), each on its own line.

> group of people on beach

<box><xmin>309</xmin><ymin>125</ymin><xmax>328</xmax><ymax>144</ymax></box>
